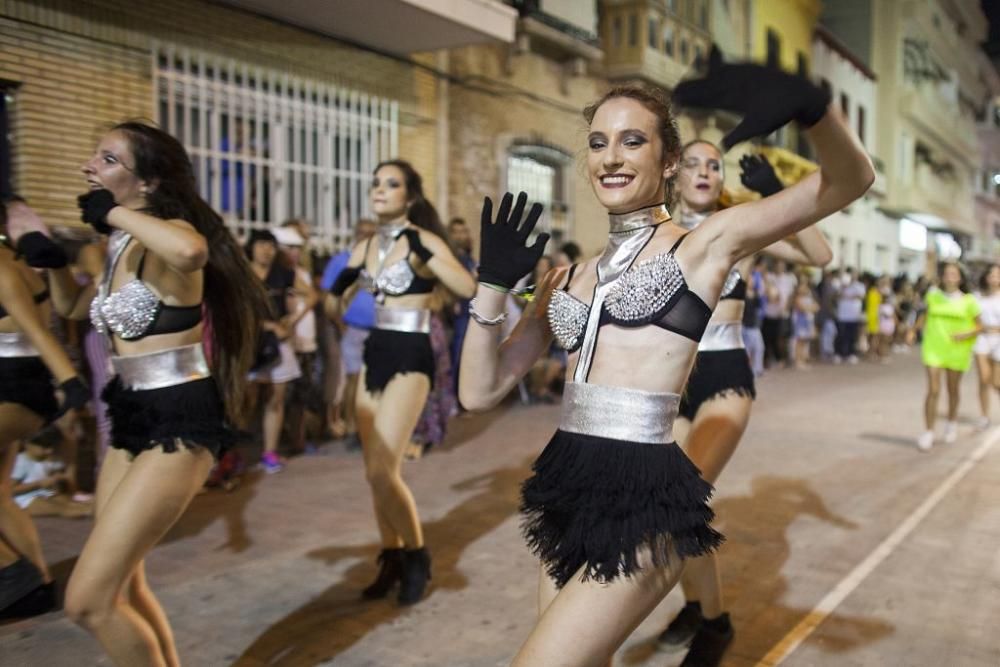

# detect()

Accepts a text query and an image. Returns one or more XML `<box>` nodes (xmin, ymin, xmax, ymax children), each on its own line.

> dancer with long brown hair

<box><xmin>328</xmin><ymin>159</ymin><xmax>475</xmax><ymax>605</ymax></box>
<box><xmin>39</xmin><ymin>121</ymin><xmax>267</xmax><ymax>666</ymax></box>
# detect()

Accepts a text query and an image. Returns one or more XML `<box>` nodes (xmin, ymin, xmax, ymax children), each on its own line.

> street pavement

<box><xmin>3</xmin><ymin>350</ymin><xmax>1000</xmax><ymax>666</ymax></box>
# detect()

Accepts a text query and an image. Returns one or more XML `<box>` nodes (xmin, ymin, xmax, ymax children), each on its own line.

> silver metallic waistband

<box><xmin>0</xmin><ymin>331</ymin><xmax>39</xmax><ymax>357</ymax></box>
<box><xmin>374</xmin><ymin>306</ymin><xmax>431</xmax><ymax>334</ymax></box>
<box><xmin>698</xmin><ymin>321</ymin><xmax>745</xmax><ymax>352</ymax></box>
<box><xmin>111</xmin><ymin>343</ymin><xmax>212</xmax><ymax>391</ymax></box>
<box><xmin>559</xmin><ymin>382</ymin><xmax>680</xmax><ymax>444</ymax></box>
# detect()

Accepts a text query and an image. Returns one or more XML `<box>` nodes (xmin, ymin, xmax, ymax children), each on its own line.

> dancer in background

<box><xmin>328</xmin><ymin>160</ymin><xmax>475</xmax><ymax>605</ymax></box>
<box><xmin>914</xmin><ymin>263</ymin><xmax>981</xmax><ymax>451</ymax></box>
<box><xmin>460</xmin><ymin>48</ymin><xmax>871</xmax><ymax>665</ymax></box>
<box><xmin>656</xmin><ymin>146</ymin><xmax>831</xmax><ymax>665</ymax></box>
<box><xmin>973</xmin><ymin>264</ymin><xmax>1000</xmax><ymax>429</ymax></box>
<box><xmin>0</xmin><ymin>196</ymin><xmax>88</xmax><ymax>619</ymax></box>
<box><xmin>42</xmin><ymin>121</ymin><xmax>267</xmax><ymax>666</ymax></box>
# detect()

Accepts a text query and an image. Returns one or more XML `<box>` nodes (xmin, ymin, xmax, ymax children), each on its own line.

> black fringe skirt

<box><xmin>679</xmin><ymin>348</ymin><xmax>756</xmax><ymax>420</ymax></box>
<box><xmin>521</xmin><ymin>429</ymin><xmax>723</xmax><ymax>589</ymax></box>
<box><xmin>0</xmin><ymin>357</ymin><xmax>58</xmax><ymax>423</ymax></box>
<box><xmin>102</xmin><ymin>376</ymin><xmax>237</xmax><ymax>460</ymax></box>
<box><xmin>362</xmin><ymin>328</ymin><xmax>434</xmax><ymax>394</ymax></box>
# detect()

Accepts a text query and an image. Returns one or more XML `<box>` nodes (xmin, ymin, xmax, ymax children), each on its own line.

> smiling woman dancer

<box><xmin>0</xmin><ymin>197</ymin><xmax>88</xmax><ymax>619</ymax></box>
<box><xmin>39</xmin><ymin>121</ymin><xmax>266</xmax><ymax>666</ymax></box>
<box><xmin>655</xmin><ymin>146</ymin><xmax>832</xmax><ymax>666</ymax></box>
<box><xmin>328</xmin><ymin>160</ymin><xmax>475</xmax><ymax>605</ymax></box>
<box><xmin>459</xmin><ymin>51</ymin><xmax>872</xmax><ymax>667</ymax></box>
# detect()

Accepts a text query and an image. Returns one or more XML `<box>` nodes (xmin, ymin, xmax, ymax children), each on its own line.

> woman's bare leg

<box><xmin>0</xmin><ymin>404</ymin><xmax>48</xmax><ymax>580</ymax></box>
<box><xmin>677</xmin><ymin>395</ymin><xmax>752</xmax><ymax>620</ymax></box>
<box><xmin>65</xmin><ymin>446</ymin><xmax>212</xmax><ymax>667</ymax></box>
<box><xmin>262</xmin><ymin>382</ymin><xmax>288</xmax><ymax>457</ymax></box>
<box><xmin>945</xmin><ymin>369</ymin><xmax>963</xmax><ymax>422</ymax></box>
<box><xmin>975</xmin><ymin>354</ymin><xmax>991</xmax><ymax>420</ymax></box>
<box><xmin>357</xmin><ymin>371</ymin><xmax>430</xmax><ymax>549</ymax></box>
<box><xmin>513</xmin><ymin>549</ymin><xmax>684</xmax><ymax>667</ymax></box>
<box><xmin>925</xmin><ymin>366</ymin><xmax>942</xmax><ymax>431</ymax></box>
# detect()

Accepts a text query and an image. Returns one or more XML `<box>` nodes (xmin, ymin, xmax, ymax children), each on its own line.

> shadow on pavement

<box><xmin>231</xmin><ymin>457</ymin><xmax>533</xmax><ymax>666</ymax></box>
<box><xmin>621</xmin><ymin>475</ymin><xmax>892</xmax><ymax>666</ymax></box>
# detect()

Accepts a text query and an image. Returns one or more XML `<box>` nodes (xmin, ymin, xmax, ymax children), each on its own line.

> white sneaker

<box><xmin>975</xmin><ymin>416</ymin><xmax>991</xmax><ymax>431</ymax></box>
<box><xmin>943</xmin><ymin>421</ymin><xmax>958</xmax><ymax>444</ymax></box>
<box><xmin>847</xmin><ymin>355</ymin><xmax>859</xmax><ymax>365</ymax></box>
<box><xmin>833</xmin><ymin>355</ymin><xmax>843</xmax><ymax>365</ymax></box>
<box><xmin>916</xmin><ymin>430</ymin><xmax>934</xmax><ymax>451</ymax></box>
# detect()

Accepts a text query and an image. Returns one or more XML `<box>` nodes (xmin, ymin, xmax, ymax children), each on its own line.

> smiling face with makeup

<box><xmin>586</xmin><ymin>97</ymin><xmax>678</xmax><ymax>214</ymax></box>
<box><xmin>678</xmin><ymin>141</ymin><xmax>724</xmax><ymax>213</ymax></box>
<box><xmin>80</xmin><ymin>130</ymin><xmax>151</xmax><ymax>209</ymax></box>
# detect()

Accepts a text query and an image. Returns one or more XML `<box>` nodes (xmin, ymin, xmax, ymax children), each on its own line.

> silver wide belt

<box><xmin>374</xmin><ymin>306</ymin><xmax>431</xmax><ymax>334</ymax></box>
<box><xmin>0</xmin><ymin>331</ymin><xmax>39</xmax><ymax>357</ymax></box>
<box><xmin>559</xmin><ymin>382</ymin><xmax>680</xmax><ymax>444</ymax></box>
<box><xmin>111</xmin><ymin>343</ymin><xmax>211</xmax><ymax>391</ymax></box>
<box><xmin>698</xmin><ymin>321</ymin><xmax>745</xmax><ymax>352</ymax></box>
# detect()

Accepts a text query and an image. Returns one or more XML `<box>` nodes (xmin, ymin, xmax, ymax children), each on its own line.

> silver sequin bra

<box><xmin>547</xmin><ymin>251</ymin><xmax>687</xmax><ymax>351</ymax></box>
<box><xmin>720</xmin><ymin>268</ymin><xmax>741</xmax><ymax>298</ymax></box>
<box><xmin>91</xmin><ymin>231</ymin><xmax>161</xmax><ymax>341</ymax></box>
<box><xmin>360</xmin><ymin>260</ymin><xmax>416</xmax><ymax>297</ymax></box>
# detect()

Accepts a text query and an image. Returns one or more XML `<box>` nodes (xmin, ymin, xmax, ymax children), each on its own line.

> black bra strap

<box><xmin>669</xmin><ymin>232</ymin><xmax>688</xmax><ymax>254</ymax></box>
<box><xmin>562</xmin><ymin>263</ymin><xmax>578</xmax><ymax>290</ymax></box>
<box><xmin>136</xmin><ymin>249</ymin><xmax>148</xmax><ymax>280</ymax></box>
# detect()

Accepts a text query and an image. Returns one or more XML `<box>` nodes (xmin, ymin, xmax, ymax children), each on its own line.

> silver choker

<box><xmin>677</xmin><ymin>209</ymin><xmax>712</xmax><ymax>231</ymax></box>
<box><xmin>608</xmin><ymin>204</ymin><xmax>671</xmax><ymax>234</ymax></box>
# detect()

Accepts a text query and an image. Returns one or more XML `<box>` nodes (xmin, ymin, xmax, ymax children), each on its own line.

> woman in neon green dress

<box><xmin>915</xmin><ymin>263</ymin><xmax>982</xmax><ymax>450</ymax></box>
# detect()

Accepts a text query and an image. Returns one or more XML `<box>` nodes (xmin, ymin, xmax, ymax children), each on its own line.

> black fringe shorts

<box><xmin>679</xmin><ymin>348</ymin><xmax>756</xmax><ymax>421</ymax></box>
<box><xmin>102</xmin><ymin>376</ymin><xmax>237</xmax><ymax>460</ymax></box>
<box><xmin>362</xmin><ymin>328</ymin><xmax>434</xmax><ymax>394</ymax></box>
<box><xmin>520</xmin><ymin>429</ymin><xmax>724</xmax><ymax>589</ymax></box>
<box><xmin>0</xmin><ymin>357</ymin><xmax>59</xmax><ymax>423</ymax></box>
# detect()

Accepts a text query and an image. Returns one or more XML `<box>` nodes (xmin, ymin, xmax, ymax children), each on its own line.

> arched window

<box><xmin>505</xmin><ymin>142</ymin><xmax>573</xmax><ymax>245</ymax></box>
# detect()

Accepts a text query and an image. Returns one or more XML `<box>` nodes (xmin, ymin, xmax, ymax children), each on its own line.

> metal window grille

<box><xmin>506</xmin><ymin>153</ymin><xmax>572</xmax><ymax>243</ymax></box>
<box><xmin>152</xmin><ymin>44</ymin><xmax>398</xmax><ymax>251</ymax></box>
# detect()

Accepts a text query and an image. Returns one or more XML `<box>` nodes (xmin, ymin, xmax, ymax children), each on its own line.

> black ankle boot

<box><xmin>362</xmin><ymin>548</ymin><xmax>404</xmax><ymax>600</ymax></box>
<box><xmin>397</xmin><ymin>547</ymin><xmax>431</xmax><ymax>606</ymax></box>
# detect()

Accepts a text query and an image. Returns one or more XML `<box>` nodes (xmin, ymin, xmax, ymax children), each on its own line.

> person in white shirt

<box><xmin>834</xmin><ymin>267</ymin><xmax>865</xmax><ymax>363</ymax></box>
<box><xmin>973</xmin><ymin>264</ymin><xmax>1000</xmax><ymax>429</ymax></box>
<box><xmin>762</xmin><ymin>260</ymin><xmax>797</xmax><ymax>367</ymax></box>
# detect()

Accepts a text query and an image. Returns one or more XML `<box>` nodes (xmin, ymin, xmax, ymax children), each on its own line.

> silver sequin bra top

<box><xmin>360</xmin><ymin>260</ymin><xmax>416</xmax><ymax>297</ymax></box>
<box><xmin>547</xmin><ymin>250</ymin><xmax>706</xmax><ymax>352</ymax></box>
<box><xmin>91</xmin><ymin>231</ymin><xmax>203</xmax><ymax>341</ymax></box>
<box><xmin>91</xmin><ymin>231</ymin><xmax>159</xmax><ymax>340</ymax></box>
<box><xmin>720</xmin><ymin>268</ymin><xmax>741</xmax><ymax>298</ymax></box>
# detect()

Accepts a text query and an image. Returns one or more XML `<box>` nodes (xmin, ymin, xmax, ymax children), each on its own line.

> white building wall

<box><xmin>813</xmin><ymin>32</ymin><xmax>901</xmax><ymax>276</ymax></box>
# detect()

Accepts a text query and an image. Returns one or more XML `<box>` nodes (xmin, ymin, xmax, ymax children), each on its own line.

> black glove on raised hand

<box><xmin>401</xmin><ymin>228</ymin><xmax>433</xmax><ymax>264</ymax></box>
<box><xmin>15</xmin><ymin>232</ymin><xmax>68</xmax><ymax>269</ymax></box>
<box><xmin>673</xmin><ymin>46</ymin><xmax>831</xmax><ymax>150</ymax></box>
<box><xmin>478</xmin><ymin>192</ymin><xmax>548</xmax><ymax>291</ymax></box>
<box><xmin>739</xmin><ymin>154</ymin><xmax>784</xmax><ymax>197</ymax></box>
<box><xmin>56</xmin><ymin>377</ymin><xmax>89</xmax><ymax>417</ymax></box>
<box><xmin>77</xmin><ymin>189</ymin><xmax>117</xmax><ymax>234</ymax></box>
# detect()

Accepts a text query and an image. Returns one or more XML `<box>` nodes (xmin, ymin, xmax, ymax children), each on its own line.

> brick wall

<box><xmin>0</xmin><ymin>0</ymin><xmax>439</xmax><ymax>231</ymax></box>
<box><xmin>445</xmin><ymin>44</ymin><xmax>609</xmax><ymax>256</ymax></box>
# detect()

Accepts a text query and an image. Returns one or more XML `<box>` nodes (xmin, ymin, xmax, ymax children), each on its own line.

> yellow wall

<box><xmin>752</xmin><ymin>0</ymin><xmax>821</xmax><ymax>72</ymax></box>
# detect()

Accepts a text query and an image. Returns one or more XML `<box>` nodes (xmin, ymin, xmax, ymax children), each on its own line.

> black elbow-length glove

<box><xmin>673</xmin><ymin>46</ymin><xmax>831</xmax><ymax>151</ymax></box>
